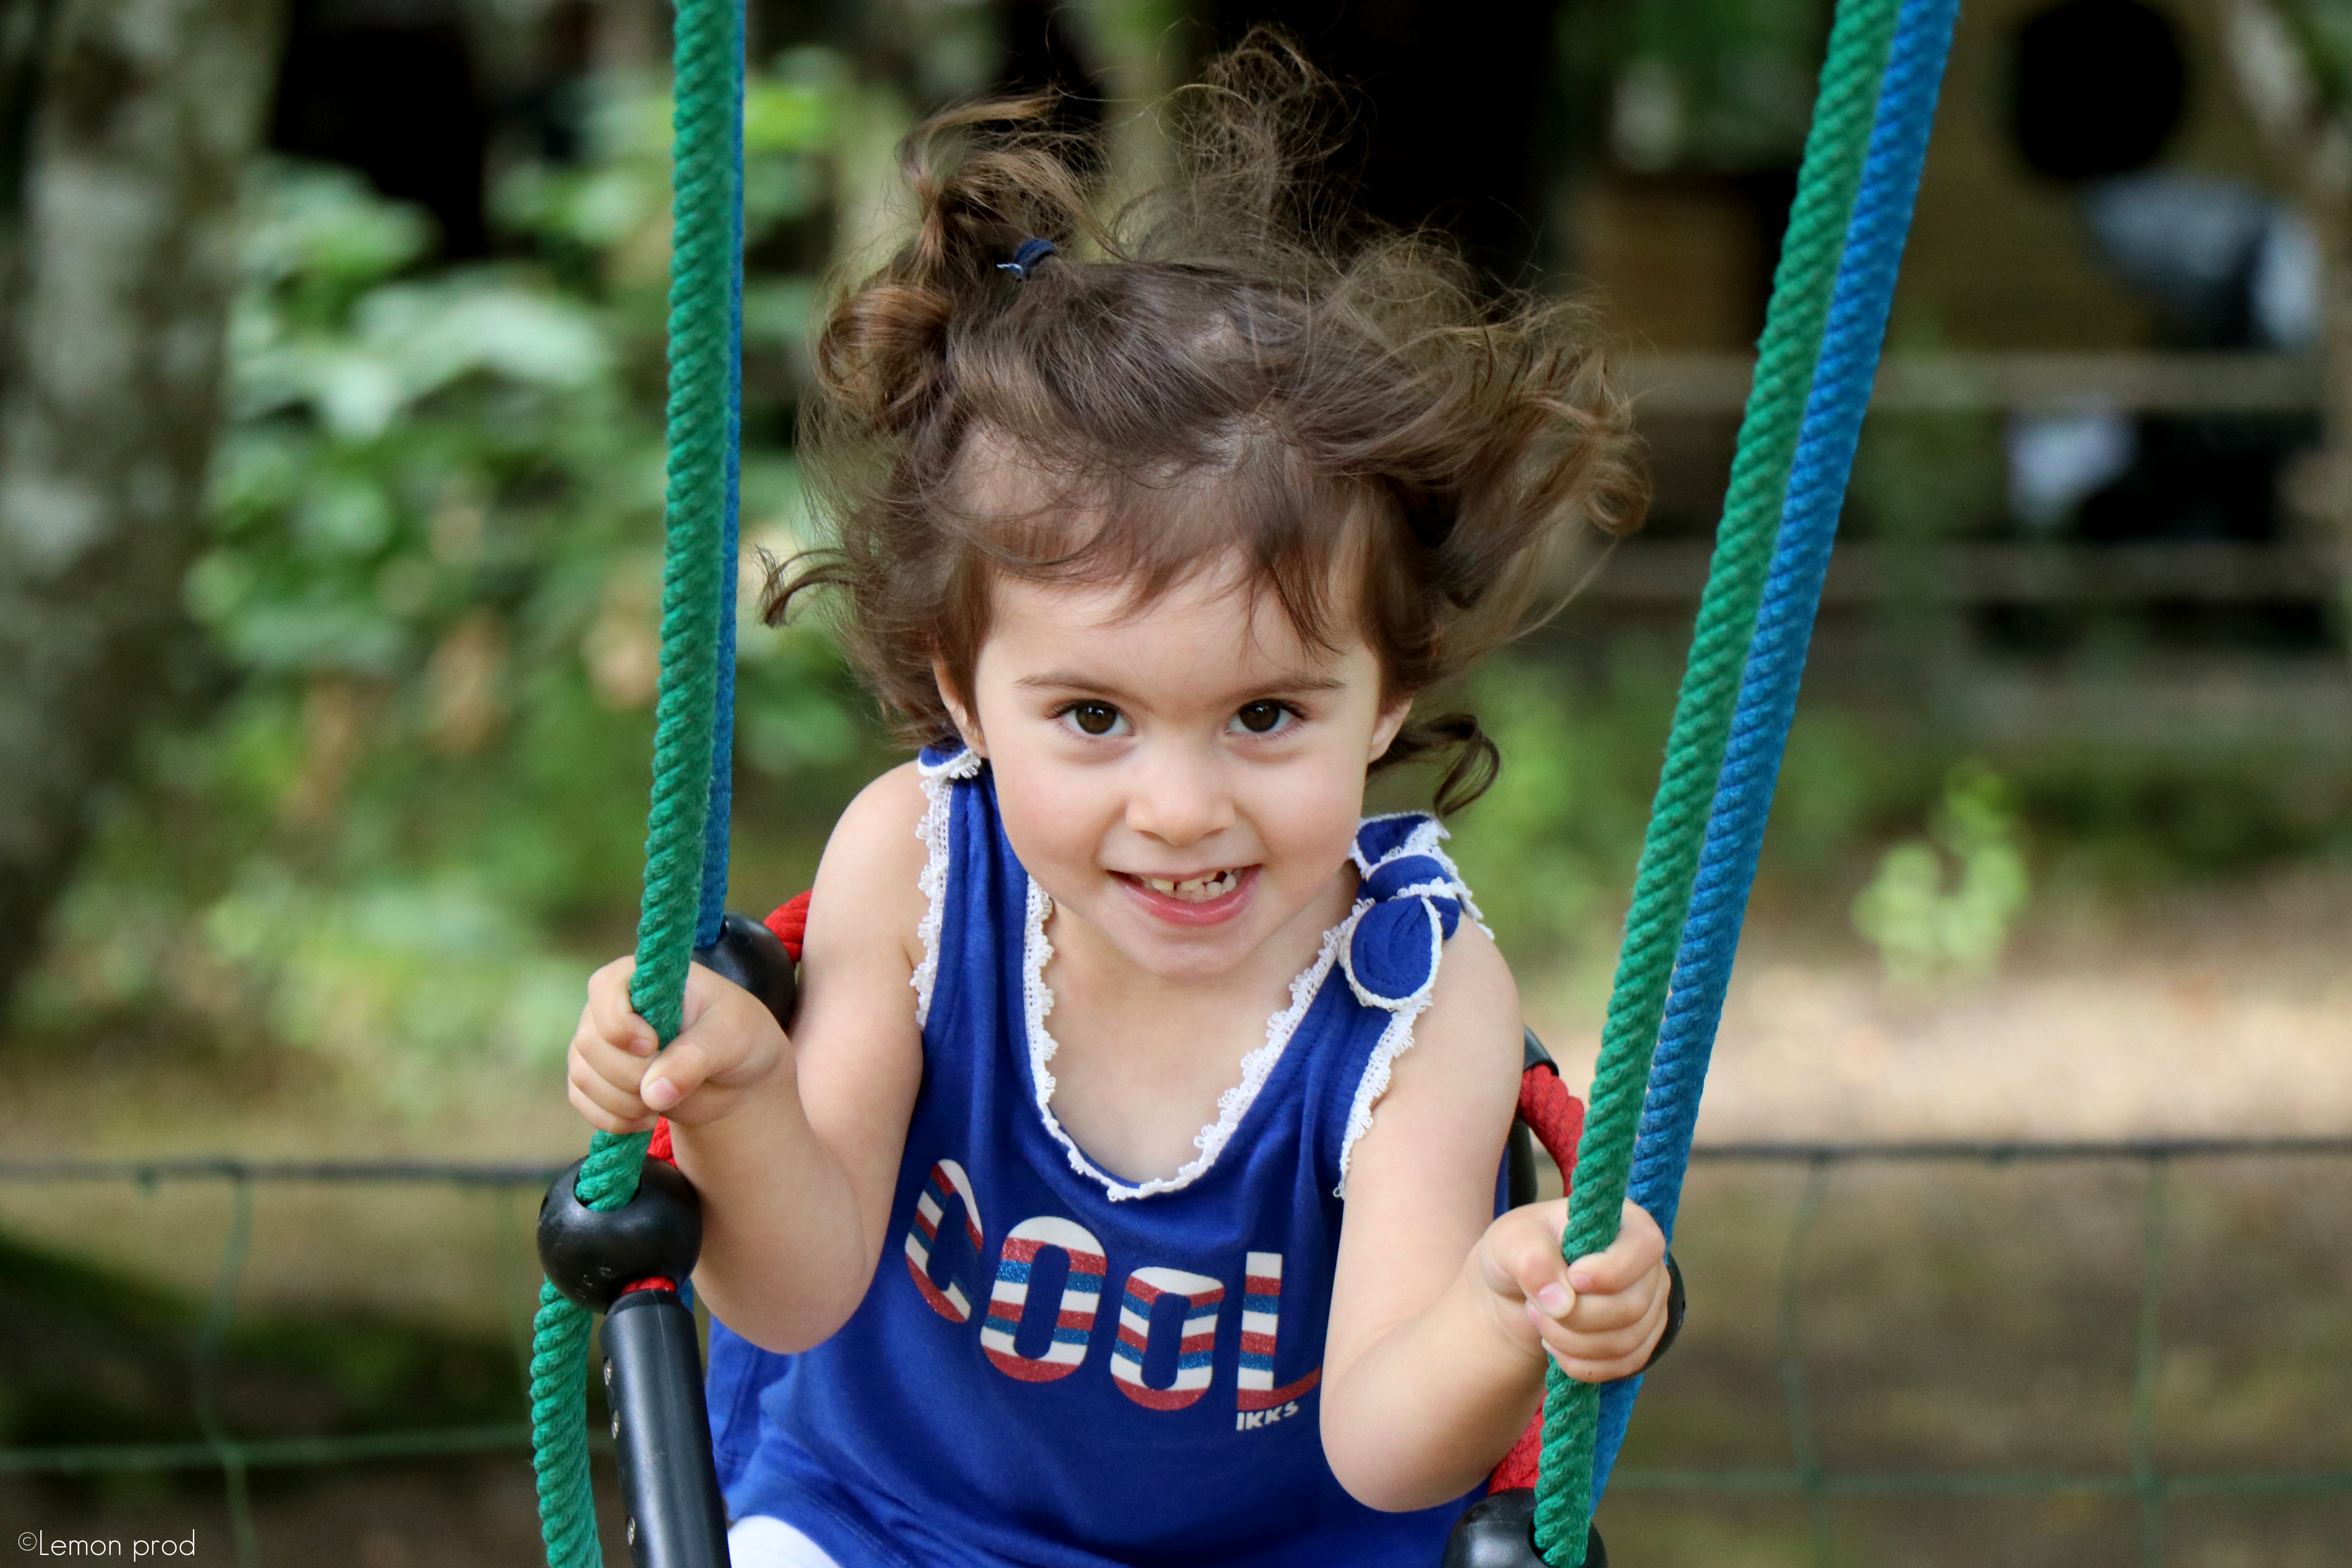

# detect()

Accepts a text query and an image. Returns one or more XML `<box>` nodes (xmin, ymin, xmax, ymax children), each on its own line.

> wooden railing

<box><xmin>1620</xmin><ymin>351</ymin><xmax>2326</xmax><ymax>416</ymax></box>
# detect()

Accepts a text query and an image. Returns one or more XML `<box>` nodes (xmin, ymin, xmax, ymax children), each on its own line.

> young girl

<box><xmin>568</xmin><ymin>41</ymin><xmax>1665</xmax><ymax>1568</ymax></box>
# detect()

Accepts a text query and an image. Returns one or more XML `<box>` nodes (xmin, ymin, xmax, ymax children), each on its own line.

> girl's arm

<box><xmin>565</xmin><ymin>762</ymin><xmax>931</xmax><ymax>1352</ymax></box>
<box><xmin>1318</xmin><ymin>926</ymin><xmax>1672</xmax><ymax>1511</ymax></box>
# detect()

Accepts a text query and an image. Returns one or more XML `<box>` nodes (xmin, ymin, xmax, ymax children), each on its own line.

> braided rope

<box><xmin>1530</xmin><ymin>0</ymin><xmax>1901</xmax><ymax>1558</ymax></box>
<box><xmin>696</xmin><ymin>43</ymin><xmax>748</xmax><ymax>956</ymax></box>
<box><xmin>1588</xmin><ymin>0</ymin><xmax>1962</xmax><ymax>1504</ymax></box>
<box><xmin>527</xmin><ymin>0</ymin><xmax>744</xmax><ymax>1559</ymax></box>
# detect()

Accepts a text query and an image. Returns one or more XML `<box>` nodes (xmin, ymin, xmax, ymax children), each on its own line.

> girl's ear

<box><xmin>1369</xmin><ymin>691</ymin><xmax>1413</xmax><ymax>763</ymax></box>
<box><xmin>933</xmin><ymin>656</ymin><xmax>988</xmax><ymax>758</ymax></box>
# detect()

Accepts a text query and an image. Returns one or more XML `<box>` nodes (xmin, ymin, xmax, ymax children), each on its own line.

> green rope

<box><xmin>1530</xmin><ymin>0</ymin><xmax>1902</xmax><ymax>1559</ymax></box>
<box><xmin>526</xmin><ymin>0</ymin><xmax>740</xmax><ymax>1558</ymax></box>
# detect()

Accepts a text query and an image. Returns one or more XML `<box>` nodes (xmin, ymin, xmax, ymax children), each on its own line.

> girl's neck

<box><xmin>1035</xmin><ymin>858</ymin><xmax>1360</xmax><ymax>1185</ymax></box>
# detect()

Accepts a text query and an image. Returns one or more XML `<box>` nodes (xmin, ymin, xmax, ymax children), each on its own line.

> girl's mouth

<box><xmin>1142</xmin><ymin>869</ymin><xmax>1241</xmax><ymax>901</ymax></box>
<box><xmin>1118</xmin><ymin>865</ymin><xmax>1258</xmax><ymax>925</ymax></box>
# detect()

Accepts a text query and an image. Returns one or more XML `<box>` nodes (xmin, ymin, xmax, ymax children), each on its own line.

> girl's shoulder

<box><xmin>801</xmin><ymin>759</ymin><xmax>934</xmax><ymax>978</ymax></box>
<box><xmin>825</xmin><ymin>757</ymin><xmax>935</xmax><ymax>868</ymax></box>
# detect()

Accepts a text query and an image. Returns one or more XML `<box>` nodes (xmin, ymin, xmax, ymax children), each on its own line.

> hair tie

<box><xmin>997</xmin><ymin>237</ymin><xmax>1057</xmax><ymax>280</ymax></box>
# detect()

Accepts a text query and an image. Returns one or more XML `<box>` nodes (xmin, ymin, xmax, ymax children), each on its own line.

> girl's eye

<box><xmin>1230</xmin><ymin>701</ymin><xmax>1294</xmax><ymax>736</ymax></box>
<box><xmin>1059</xmin><ymin>701</ymin><xmax>1127</xmax><ymax>738</ymax></box>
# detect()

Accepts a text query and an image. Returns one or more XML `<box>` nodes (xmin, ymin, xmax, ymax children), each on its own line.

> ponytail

<box><xmin>813</xmin><ymin>95</ymin><xmax>1095</xmax><ymax>436</ymax></box>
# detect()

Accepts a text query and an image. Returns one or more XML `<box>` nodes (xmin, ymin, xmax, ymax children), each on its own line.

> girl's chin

<box><xmin>1113</xmin><ymin>865</ymin><xmax>1261</xmax><ymax>929</ymax></box>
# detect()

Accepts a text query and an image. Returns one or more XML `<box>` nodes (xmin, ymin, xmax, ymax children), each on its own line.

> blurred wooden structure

<box><xmin>1619</xmin><ymin>352</ymin><xmax>2326</xmax><ymax>416</ymax></box>
<box><xmin>1570</xmin><ymin>350</ymin><xmax>2351</xmax><ymax>753</ymax></box>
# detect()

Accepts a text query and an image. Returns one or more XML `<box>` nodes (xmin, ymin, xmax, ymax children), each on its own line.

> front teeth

<box><xmin>1142</xmin><ymin>869</ymin><xmax>1241</xmax><ymax>902</ymax></box>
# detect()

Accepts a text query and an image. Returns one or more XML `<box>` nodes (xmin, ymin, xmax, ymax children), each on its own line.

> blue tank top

<box><xmin>705</xmin><ymin>746</ymin><xmax>1498</xmax><ymax>1568</ymax></box>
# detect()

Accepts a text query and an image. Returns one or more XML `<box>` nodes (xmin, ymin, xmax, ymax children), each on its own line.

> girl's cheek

<box><xmin>1253</xmin><ymin>770</ymin><xmax>1363</xmax><ymax>869</ymax></box>
<box><xmin>995</xmin><ymin>765</ymin><xmax>1118</xmax><ymax>869</ymax></box>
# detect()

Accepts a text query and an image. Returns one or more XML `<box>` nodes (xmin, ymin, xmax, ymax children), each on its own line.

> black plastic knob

<box><xmin>1440</xmin><ymin>1490</ymin><xmax>1606</xmax><ymax>1568</ymax></box>
<box><xmin>694</xmin><ymin>911</ymin><xmax>797</xmax><ymax>1030</ymax></box>
<box><xmin>537</xmin><ymin>1154</ymin><xmax>704</xmax><ymax>1312</ymax></box>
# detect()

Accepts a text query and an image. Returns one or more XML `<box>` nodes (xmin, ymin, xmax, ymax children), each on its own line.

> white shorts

<box><xmin>728</xmin><ymin>1516</ymin><xmax>843</xmax><ymax>1568</ymax></box>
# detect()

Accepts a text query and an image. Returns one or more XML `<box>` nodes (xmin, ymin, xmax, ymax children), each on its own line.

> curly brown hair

<box><xmin>771</xmin><ymin>33</ymin><xmax>1645</xmax><ymax>814</ymax></box>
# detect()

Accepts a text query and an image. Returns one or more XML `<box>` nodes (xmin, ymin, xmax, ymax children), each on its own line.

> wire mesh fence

<box><xmin>3</xmin><ymin>1138</ymin><xmax>2347</xmax><ymax>1568</ymax></box>
<box><xmin>1605</xmin><ymin>1138</ymin><xmax>2352</xmax><ymax>1566</ymax></box>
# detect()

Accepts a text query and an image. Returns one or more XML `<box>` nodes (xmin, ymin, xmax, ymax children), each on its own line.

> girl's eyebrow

<box><xmin>1013</xmin><ymin>669</ymin><xmax>1347</xmax><ymax>698</ymax></box>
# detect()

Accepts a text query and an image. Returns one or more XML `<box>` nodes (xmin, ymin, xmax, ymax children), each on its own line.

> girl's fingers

<box><xmin>587</xmin><ymin>957</ymin><xmax>654</xmax><ymax>1054</ymax></box>
<box><xmin>1538</xmin><ymin>1297</ymin><xmax>1661</xmax><ymax>1364</ymax></box>
<box><xmin>1537</xmin><ymin>1268</ymin><xmax>1671</xmax><ymax>1377</ymax></box>
<box><xmin>639</xmin><ymin>1036</ymin><xmax>715</xmax><ymax>1114</ymax></box>
<box><xmin>1565</xmin><ymin>1199</ymin><xmax>1667</xmax><ymax>1297</ymax></box>
<box><xmin>574</xmin><ymin>1028</ymin><xmax>655</xmax><ymax>1094</ymax></box>
<box><xmin>680</xmin><ymin>960</ymin><xmax>741</xmax><ymax>1029</ymax></box>
<box><xmin>1561</xmin><ymin>1263</ymin><xmax>1665</xmax><ymax>1334</ymax></box>
<box><xmin>1486</xmin><ymin>1201</ymin><xmax>1672</xmax><ymax>1377</ymax></box>
<box><xmin>1484</xmin><ymin>1203</ymin><xmax>1575</xmax><ymax>1312</ymax></box>
<box><xmin>1548</xmin><ymin>1350</ymin><xmax>1649</xmax><ymax>1384</ymax></box>
<box><xmin>566</xmin><ymin>1069</ymin><xmax>655</xmax><ymax>1133</ymax></box>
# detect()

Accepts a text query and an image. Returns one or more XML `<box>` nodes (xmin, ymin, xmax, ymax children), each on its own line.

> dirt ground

<box><xmin>1532</xmin><ymin>865</ymin><xmax>2352</xmax><ymax>1143</ymax></box>
<box><xmin>4</xmin><ymin>867</ymin><xmax>2348</xmax><ymax>1566</ymax></box>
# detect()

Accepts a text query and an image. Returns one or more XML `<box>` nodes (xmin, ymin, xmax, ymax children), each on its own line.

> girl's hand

<box><xmin>1477</xmin><ymin>1198</ymin><xmax>1670</xmax><ymax>1383</ymax></box>
<box><xmin>565</xmin><ymin>955</ymin><xmax>790</xmax><ymax>1133</ymax></box>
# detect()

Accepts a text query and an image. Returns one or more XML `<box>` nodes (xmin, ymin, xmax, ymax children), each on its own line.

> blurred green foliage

<box><xmin>1568</xmin><ymin>0</ymin><xmax>1829</xmax><ymax>174</ymax></box>
<box><xmin>1852</xmin><ymin>761</ymin><xmax>2031</xmax><ymax>986</ymax></box>
<box><xmin>15</xmin><ymin>62</ymin><xmax>874</xmax><ymax>1096</ymax></box>
<box><xmin>1442</xmin><ymin>645</ymin><xmax>1916</xmax><ymax>1010</ymax></box>
<box><xmin>2268</xmin><ymin>0</ymin><xmax>2352</xmax><ymax>109</ymax></box>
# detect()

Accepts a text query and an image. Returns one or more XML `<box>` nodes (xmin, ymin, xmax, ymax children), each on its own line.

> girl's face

<box><xmin>944</xmin><ymin>561</ymin><xmax>1410</xmax><ymax>985</ymax></box>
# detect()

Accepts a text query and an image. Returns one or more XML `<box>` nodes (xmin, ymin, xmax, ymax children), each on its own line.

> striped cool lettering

<box><xmin>980</xmin><ymin>1216</ymin><xmax>1106</xmax><ymax>1383</ymax></box>
<box><xmin>1110</xmin><ymin>1267</ymin><xmax>1226</xmax><ymax>1411</ymax></box>
<box><xmin>1236</xmin><ymin>1251</ymin><xmax>1322</xmax><ymax>1411</ymax></box>
<box><xmin>902</xmin><ymin>1159</ymin><xmax>986</xmax><ymax>1324</ymax></box>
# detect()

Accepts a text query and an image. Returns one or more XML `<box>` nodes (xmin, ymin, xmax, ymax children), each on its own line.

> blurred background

<box><xmin>0</xmin><ymin>0</ymin><xmax>2348</xmax><ymax>1562</ymax></box>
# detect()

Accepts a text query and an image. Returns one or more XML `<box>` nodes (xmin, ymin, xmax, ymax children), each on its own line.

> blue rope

<box><xmin>693</xmin><ymin>0</ymin><xmax>746</xmax><ymax>951</ymax></box>
<box><xmin>1588</xmin><ymin>0</ymin><xmax>1959</xmax><ymax>1504</ymax></box>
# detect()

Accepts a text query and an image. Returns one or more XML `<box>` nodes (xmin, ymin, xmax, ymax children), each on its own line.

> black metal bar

<box><xmin>603</xmin><ymin>1287</ymin><xmax>730</xmax><ymax>1568</ymax></box>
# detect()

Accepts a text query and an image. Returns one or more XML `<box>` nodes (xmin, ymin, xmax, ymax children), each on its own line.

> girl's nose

<box><xmin>1124</xmin><ymin>741</ymin><xmax>1234</xmax><ymax>847</ymax></box>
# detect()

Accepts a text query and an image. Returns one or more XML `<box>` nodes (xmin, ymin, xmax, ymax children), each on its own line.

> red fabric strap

<box><xmin>1490</xmin><ymin>1062</ymin><xmax>1584</xmax><ymax>1494</ymax></box>
<box><xmin>765</xmin><ymin>891</ymin><xmax>811</xmax><ymax>961</ymax></box>
<box><xmin>1516</xmin><ymin>1061</ymin><xmax>1585</xmax><ymax>1178</ymax></box>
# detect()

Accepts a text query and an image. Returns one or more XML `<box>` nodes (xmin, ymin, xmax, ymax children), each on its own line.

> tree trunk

<box><xmin>0</xmin><ymin>0</ymin><xmax>283</xmax><ymax>1015</ymax></box>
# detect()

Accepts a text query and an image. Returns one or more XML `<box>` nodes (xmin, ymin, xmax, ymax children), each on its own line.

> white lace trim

<box><xmin>1335</xmin><ymin>1005</ymin><xmax>1429</xmax><ymax>1198</ymax></box>
<box><xmin>1024</xmin><ymin>884</ymin><xmax>1354</xmax><ymax>1203</ymax></box>
<box><xmin>1333</xmin><ymin>895</ymin><xmax>1448</xmax><ymax>1195</ymax></box>
<box><xmin>910</xmin><ymin>748</ymin><xmax>984</xmax><ymax>1028</ymax></box>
